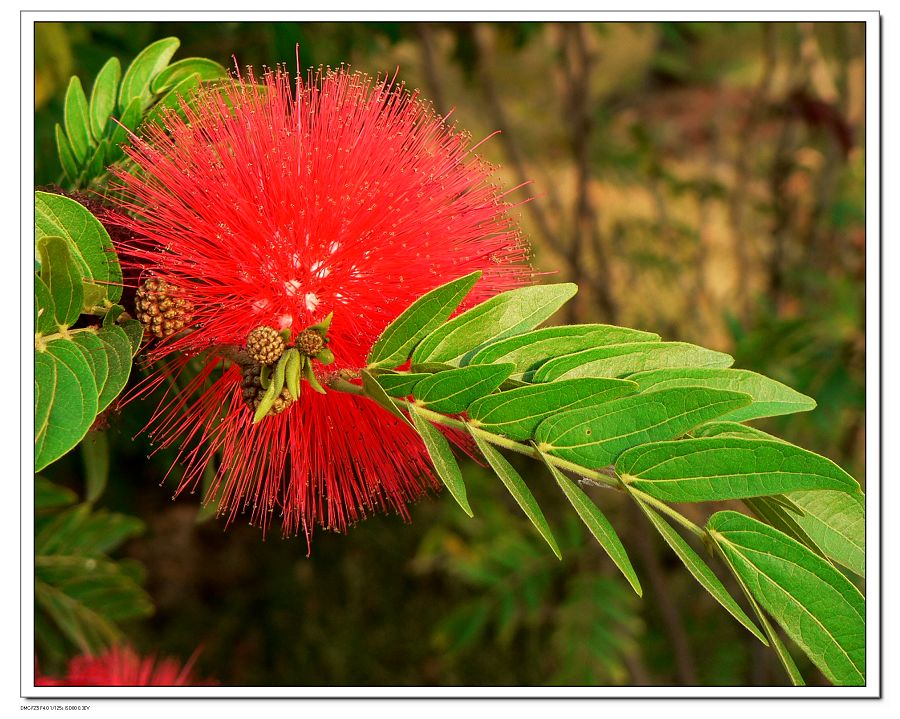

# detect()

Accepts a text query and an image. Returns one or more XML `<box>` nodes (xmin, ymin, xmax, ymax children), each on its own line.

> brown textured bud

<box><xmin>246</xmin><ymin>326</ymin><xmax>285</xmax><ymax>365</ymax></box>
<box><xmin>240</xmin><ymin>363</ymin><xmax>293</xmax><ymax>416</ymax></box>
<box><xmin>240</xmin><ymin>363</ymin><xmax>264</xmax><ymax>406</ymax></box>
<box><xmin>295</xmin><ymin>328</ymin><xmax>325</xmax><ymax>357</ymax></box>
<box><xmin>266</xmin><ymin>387</ymin><xmax>294</xmax><ymax>416</ymax></box>
<box><xmin>135</xmin><ymin>277</ymin><xmax>194</xmax><ymax>339</ymax></box>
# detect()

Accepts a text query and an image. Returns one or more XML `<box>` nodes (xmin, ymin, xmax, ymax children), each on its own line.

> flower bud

<box><xmin>246</xmin><ymin>326</ymin><xmax>286</xmax><ymax>366</ymax></box>
<box><xmin>135</xmin><ymin>277</ymin><xmax>194</xmax><ymax>338</ymax></box>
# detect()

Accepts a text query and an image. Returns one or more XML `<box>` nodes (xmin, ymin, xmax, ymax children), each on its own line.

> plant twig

<box><xmin>328</xmin><ymin>374</ymin><xmax>622</xmax><ymax>490</ymax></box>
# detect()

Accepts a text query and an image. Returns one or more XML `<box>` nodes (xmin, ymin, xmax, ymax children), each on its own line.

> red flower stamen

<box><xmin>35</xmin><ymin>645</ymin><xmax>210</xmax><ymax>687</ymax></box>
<box><xmin>106</xmin><ymin>63</ymin><xmax>531</xmax><ymax>542</ymax></box>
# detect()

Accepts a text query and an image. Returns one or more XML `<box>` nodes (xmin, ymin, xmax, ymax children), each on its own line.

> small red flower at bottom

<box><xmin>107</xmin><ymin>63</ymin><xmax>531</xmax><ymax>541</ymax></box>
<box><xmin>35</xmin><ymin>646</ymin><xmax>210</xmax><ymax>687</ymax></box>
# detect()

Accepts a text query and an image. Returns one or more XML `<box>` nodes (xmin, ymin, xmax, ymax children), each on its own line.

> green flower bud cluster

<box><xmin>245</xmin><ymin>313</ymin><xmax>335</xmax><ymax>423</ymax></box>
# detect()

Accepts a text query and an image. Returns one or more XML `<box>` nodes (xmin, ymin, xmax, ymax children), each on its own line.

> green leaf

<box><xmin>82</xmin><ymin>139</ymin><xmax>109</xmax><ymax>182</ymax></box>
<box><xmin>536</xmin><ymin>387</ymin><xmax>751</xmax><ymax>467</ymax></box>
<box><xmin>708</xmin><ymin>511</ymin><xmax>865</xmax><ymax>686</ymax></box>
<box><xmin>413</xmin><ymin>364</ymin><xmax>514</xmax><ymax>414</ymax></box>
<box><xmin>69</xmin><ymin>332</ymin><xmax>109</xmax><ymax>410</ymax></box>
<box><xmin>118</xmin><ymin>37</ymin><xmax>180</xmax><ymax>112</ymax></box>
<box><xmin>692</xmin><ymin>420</ymin><xmax>783</xmax><ymax>442</ymax></box>
<box><xmin>108</xmin><ymin>96</ymin><xmax>143</xmax><ymax>158</ymax></box>
<box><xmin>532</xmin><ymin>342</ymin><xmax>734</xmax><ymax>382</ymax></box>
<box><xmin>63</xmin><ymin>76</ymin><xmax>94</xmax><ymax>163</ymax></box>
<box><xmin>85</xmin><ymin>325</ymin><xmax>134</xmax><ymax>413</ymax></box>
<box><xmin>273</xmin><ymin>351</ymin><xmax>288</xmax><ymax>395</ymax></box>
<box><xmin>150</xmin><ymin>57</ymin><xmax>228</xmax><ymax>92</ymax></box>
<box><xmin>617</xmin><ymin>436</ymin><xmax>860</xmax><ymax>503</ymax></box>
<box><xmin>35</xmin><ymin>476</ymin><xmax>78</xmax><ymax>511</ymax></box>
<box><xmin>743</xmin><ymin>497</ymin><xmax>826</xmax><ymax>565</ymax></box>
<box><xmin>410</xmin><ymin>405</ymin><xmax>472</xmax><ymax>517</ymax></box>
<box><xmin>284</xmin><ymin>349</ymin><xmax>302</xmax><ymax>401</ymax></box>
<box><xmin>37</xmin><ymin>504</ymin><xmax>144</xmax><ymax>556</ymax></box>
<box><xmin>81</xmin><ymin>282</ymin><xmax>106</xmax><ymax>312</ymax></box>
<box><xmin>316</xmin><ymin>347</ymin><xmax>334</xmax><ymax>365</ymax></box>
<box><xmin>412</xmin><ymin>283</ymin><xmax>578</xmax><ymax>366</ymax></box>
<box><xmin>145</xmin><ymin>72</ymin><xmax>202</xmax><ymax>126</ymax></box>
<box><xmin>35</xmin><ymin>578</ymin><xmax>120</xmax><ymax>654</ymax></box>
<box><xmin>307</xmin><ymin>311</ymin><xmax>333</xmax><ymax>334</ymax></box>
<box><xmin>629</xmin><ymin>367</ymin><xmax>816</xmax><ymax>421</ymax></box>
<box><xmin>54</xmin><ymin>124</ymin><xmax>79</xmax><ymax>183</ymax></box>
<box><xmin>35</xmin><ymin>552</ymin><xmax>153</xmax><ymax>656</ymax></box>
<box><xmin>466</xmin><ymin>324</ymin><xmax>660</xmax><ymax>377</ymax></box>
<box><xmin>760</xmin><ymin>618</ymin><xmax>808</xmax><ymax>686</ymax></box>
<box><xmin>470</xmin><ymin>431</ymin><xmax>561</xmax><ymax>558</ymax></box>
<box><xmin>762</xmin><ymin>493</ymin><xmax>807</xmax><ymax>515</ymax></box>
<box><xmin>468</xmin><ymin>377</ymin><xmax>638</xmax><ymax>441</ymax></box>
<box><xmin>367</xmin><ymin>271</ymin><xmax>482</xmax><ymax>369</ymax></box>
<box><xmin>34</xmin><ymin>192</ymin><xmax>123</xmax><ymax>303</ymax></box>
<box><xmin>113</xmin><ymin>315</ymin><xmax>143</xmax><ymax>356</ymax></box>
<box><xmin>253</xmin><ymin>359</ymin><xmax>286</xmax><ymax>423</ymax></box>
<box><xmin>303</xmin><ymin>359</ymin><xmax>326</xmax><ymax>394</ymax></box>
<box><xmin>537</xmin><ymin>450</ymin><xmax>641</xmax><ymax>595</ymax></box>
<box><xmin>35</xmin><ymin>504</ymin><xmax>91</xmax><ymax>554</ymax></box>
<box><xmin>35</xmin><ymin>339</ymin><xmax>99</xmax><ymax>472</ymax></box>
<box><xmin>34</xmin><ymin>504</ymin><xmax>153</xmax><ymax>664</ymax></box>
<box><xmin>409</xmin><ymin>361</ymin><xmax>456</xmax><ymax>374</ymax></box>
<box><xmin>374</xmin><ymin>372</ymin><xmax>430</xmax><ymax>398</ymax></box>
<box><xmin>361</xmin><ymin>370</ymin><xmax>414</xmax><ymax>429</ymax></box>
<box><xmin>630</xmin><ymin>493</ymin><xmax>767</xmax><ymax>643</ymax></box>
<box><xmin>724</xmin><ymin>562</ymin><xmax>807</xmax><ymax>685</ymax></box>
<box><xmin>34</xmin><ymin>275</ymin><xmax>58</xmax><ymax>335</ymax></box>
<box><xmin>785</xmin><ymin>490</ymin><xmax>865</xmax><ymax>578</ymax></box>
<box><xmin>99</xmin><ymin>305</ymin><xmax>142</xmax><ymax>359</ymax></box>
<box><xmin>89</xmin><ymin>57</ymin><xmax>121</xmax><ymax>141</ymax></box>
<box><xmin>81</xmin><ymin>431</ymin><xmax>110</xmax><ymax>503</ymax></box>
<box><xmin>37</xmin><ymin>236</ymin><xmax>84</xmax><ymax>328</ymax></box>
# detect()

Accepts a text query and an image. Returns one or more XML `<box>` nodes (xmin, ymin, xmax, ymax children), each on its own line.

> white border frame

<box><xmin>18</xmin><ymin>8</ymin><xmax>881</xmax><ymax>703</ymax></box>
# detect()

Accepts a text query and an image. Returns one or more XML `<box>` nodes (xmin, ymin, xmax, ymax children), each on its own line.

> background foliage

<box><xmin>34</xmin><ymin>20</ymin><xmax>866</xmax><ymax>686</ymax></box>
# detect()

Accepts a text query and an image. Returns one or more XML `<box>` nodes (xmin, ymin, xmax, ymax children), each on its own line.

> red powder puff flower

<box><xmin>107</xmin><ymin>63</ymin><xmax>531</xmax><ymax>541</ymax></box>
<box><xmin>35</xmin><ymin>645</ymin><xmax>209</xmax><ymax>686</ymax></box>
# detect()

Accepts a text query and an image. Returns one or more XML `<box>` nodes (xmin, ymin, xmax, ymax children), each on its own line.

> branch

<box><xmin>328</xmin><ymin>374</ymin><xmax>622</xmax><ymax>491</ymax></box>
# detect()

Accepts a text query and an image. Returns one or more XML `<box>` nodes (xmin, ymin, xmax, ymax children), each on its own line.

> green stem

<box><xmin>333</xmin><ymin>375</ymin><xmax>711</xmax><ymax>537</ymax></box>
<box><xmin>35</xmin><ymin>325</ymin><xmax>102</xmax><ymax>349</ymax></box>
<box><xmin>627</xmin><ymin>486</ymin><xmax>706</xmax><ymax>540</ymax></box>
<box><xmin>329</xmin><ymin>375</ymin><xmax>620</xmax><ymax>490</ymax></box>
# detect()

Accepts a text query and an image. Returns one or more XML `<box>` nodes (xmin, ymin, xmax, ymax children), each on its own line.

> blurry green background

<box><xmin>34</xmin><ymin>21</ymin><xmax>866</xmax><ymax>686</ymax></box>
